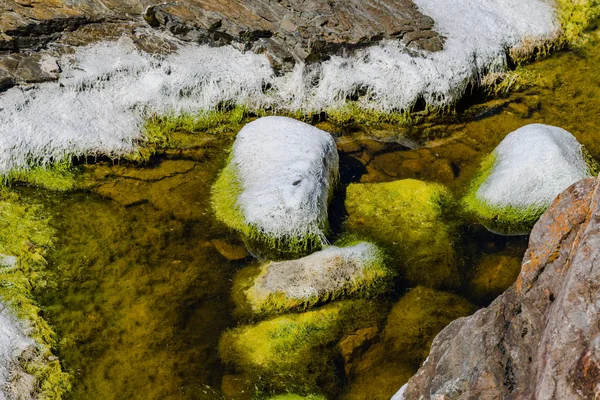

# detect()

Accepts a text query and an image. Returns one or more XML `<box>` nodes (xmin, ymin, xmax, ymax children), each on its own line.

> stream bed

<box><xmin>10</xmin><ymin>30</ymin><xmax>600</xmax><ymax>400</ymax></box>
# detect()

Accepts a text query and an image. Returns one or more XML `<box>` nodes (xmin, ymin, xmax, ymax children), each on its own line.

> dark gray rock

<box><xmin>399</xmin><ymin>177</ymin><xmax>600</xmax><ymax>399</ymax></box>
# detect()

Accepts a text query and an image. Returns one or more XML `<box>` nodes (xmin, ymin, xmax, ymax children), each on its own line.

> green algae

<box><xmin>219</xmin><ymin>300</ymin><xmax>386</xmax><ymax>397</ymax></box>
<box><xmin>3</xmin><ymin>160</ymin><xmax>80</xmax><ymax>192</ymax></box>
<box><xmin>18</xmin><ymin>135</ymin><xmax>240</xmax><ymax>400</ymax></box>
<box><xmin>340</xmin><ymin>287</ymin><xmax>474</xmax><ymax>400</ymax></box>
<box><xmin>557</xmin><ymin>0</ymin><xmax>600</xmax><ymax>46</ymax></box>
<box><xmin>0</xmin><ymin>189</ymin><xmax>71</xmax><ymax>399</ymax></box>
<box><xmin>344</xmin><ymin>179</ymin><xmax>461</xmax><ymax>289</ymax></box>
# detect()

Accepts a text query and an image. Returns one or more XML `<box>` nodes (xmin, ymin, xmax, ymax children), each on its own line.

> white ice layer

<box><xmin>0</xmin><ymin>305</ymin><xmax>34</xmax><ymax>399</ymax></box>
<box><xmin>249</xmin><ymin>242</ymin><xmax>382</xmax><ymax>305</ymax></box>
<box><xmin>390</xmin><ymin>383</ymin><xmax>407</xmax><ymax>400</ymax></box>
<box><xmin>476</xmin><ymin>124</ymin><xmax>594</xmax><ymax>209</ymax></box>
<box><xmin>0</xmin><ymin>0</ymin><xmax>558</xmax><ymax>174</ymax></box>
<box><xmin>231</xmin><ymin>116</ymin><xmax>338</xmax><ymax>242</ymax></box>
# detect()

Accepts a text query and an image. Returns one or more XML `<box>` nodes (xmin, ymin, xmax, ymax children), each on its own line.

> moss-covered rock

<box><xmin>233</xmin><ymin>242</ymin><xmax>392</xmax><ymax>315</ymax></box>
<box><xmin>343</xmin><ymin>362</ymin><xmax>414</xmax><ymax>400</ymax></box>
<box><xmin>344</xmin><ymin>179</ymin><xmax>460</xmax><ymax>289</ymax></box>
<box><xmin>468</xmin><ymin>247</ymin><xmax>524</xmax><ymax>304</ymax></box>
<box><xmin>382</xmin><ymin>287</ymin><xmax>475</xmax><ymax>364</ymax></box>
<box><xmin>212</xmin><ymin>116</ymin><xmax>339</xmax><ymax>259</ymax></box>
<box><xmin>463</xmin><ymin>124</ymin><xmax>598</xmax><ymax>235</ymax></box>
<box><xmin>340</xmin><ymin>287</ymin><xmax>474</xmax><ymax>400</ymax></box>
<box><xmin>219</xmin><ymin>300</ymin><xmax>386</xmax><ymax>396</ymax></box>
<box><xmin>0</xmin><ymin>189</ymin><xmax>71</xmax><ymax>398</ymax></box>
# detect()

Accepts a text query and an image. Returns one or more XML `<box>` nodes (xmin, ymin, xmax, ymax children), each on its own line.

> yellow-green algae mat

<box><xmin>0</xmin><ymin>189</ymin><xmax>70</xmax><ymax>398</ymax></box>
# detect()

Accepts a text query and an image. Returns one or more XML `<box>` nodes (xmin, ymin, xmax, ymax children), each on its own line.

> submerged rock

<box><xmin>212</xmin><ymin>116</ymin><xmax>339</xmax><ymax>259</ymax></box>
<box><xmin>397</xmin><ymin>177</ymin><xmax>600</xmax><ymax>399</ymax></box>
<box><xmin>219</xmin><ymin>300</ymin><xmax>385</xmax><ymax>395</ymax></box>
<box><xmin>344</xmin><ymin>287</ymin><xmax>474</xmax><ymax>400</ymax></box>
<box><xmin>235</xmin><ymin>242</ymin><xmax>391</xmax><ymax>314</ymax></box>
<box><xmin>344</xmin><ymin>179</ymin><xmax>460</xmax><ymax>289</ymax></box>
<box><xmin>467</xmin><ymin>248</ymin><xmax>523</xmax><ymax>304</ymax></box>
<box><xmin>464</xmin><ymin>123</ymin><xmax>598</xmax><ymax>235</ymax></box>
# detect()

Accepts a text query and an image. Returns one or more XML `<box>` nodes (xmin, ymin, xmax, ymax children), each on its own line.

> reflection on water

<box><xmin>10</xmin><ymin>31</ymin><xmax>600</xmax><ymax>400</ymax></box>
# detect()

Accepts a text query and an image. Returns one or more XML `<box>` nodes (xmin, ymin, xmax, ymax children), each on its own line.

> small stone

<box><xmin>221</xmin><ymin>374</ymin><xmax>252</xmax><ymax>399</ymax></box>
<box><xmin>339</xmin><ymin>327</ymin><xmax>380</xmax><ymax>375</ymax></box>
<box><xmin>210</xmin><ymin>239</ymin><xmax>249</xmax><ymax>261</ymax></box>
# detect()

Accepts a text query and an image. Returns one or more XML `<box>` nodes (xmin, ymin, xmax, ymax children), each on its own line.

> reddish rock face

<box><xmin>401</xmin><ymin>177</ymin><xmax>600</xmax><ymax>399</ymax></box>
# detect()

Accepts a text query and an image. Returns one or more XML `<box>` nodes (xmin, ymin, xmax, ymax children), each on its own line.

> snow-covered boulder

<box><xmin>235</xmin><ymin>241</ymin><xmax>391</xmax><ymax>314</ymax></box>
<box><xmin>212</xmin><ymin>116</ymin><xmax>339</xmax><ymax>258</ymax></box>
<box><xmin>464</xmin><ymin>124</ymin><xmax>599</xmax><ymax>235</ymax></box>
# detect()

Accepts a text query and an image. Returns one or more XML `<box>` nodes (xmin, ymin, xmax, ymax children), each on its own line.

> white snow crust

<box><xmin>0</xmin><ymin>305</ymin><xmax>34</xmax><ymax>399</ymax></box>
<box><xmin>248</xmin><ymin>242</ymin><xmax>383</xmax><ymax>306</ymax></box>
<box><xmin>0</xmin><ymin>0</ymin><xmax>558</xmax><ymax>174</ymax></box>
<box><xmin>476</xmin><ymin>124</ymin><xmax>594</xmax><ymax>209</ymax></box>
<box><xmin>230</xmin><ymin>116</ymin><xmax>338</xmax><ymax>242</ymax></box>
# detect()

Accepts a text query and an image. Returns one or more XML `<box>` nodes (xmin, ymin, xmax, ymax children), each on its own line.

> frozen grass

<box><xmin>464</xmin><ymin>124</ymin><xmax>598</xmax><ymax>235</ymax></box>
<box><xmin>0</xmin><ymin>0</ymin><xmax>560</xmax><ymax>175</ymax></box>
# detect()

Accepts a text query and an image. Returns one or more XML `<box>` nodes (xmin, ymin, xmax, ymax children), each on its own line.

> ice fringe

<box><xmin>221</xmin><ymin>116</ymin><xmax>339</xmax><ymax>247</ymax></box>
<box><xmin>0</xmin><ymin>305</ymin><xmax>35</xmax><ymax>399</ymax></box>
<box><xmin>0</xmin><ymin>0</ymin><xmax>558</xmax><ymax>174</ymax></box>
<box><xmin>475</xmin><ymin>124</ymin><xmax>595</xmax><ymax>209</ymax></box>
<box><xmin>245</xmin><ymin>242</ymin><xmax>388</xmax><ymax>313</ymax></box>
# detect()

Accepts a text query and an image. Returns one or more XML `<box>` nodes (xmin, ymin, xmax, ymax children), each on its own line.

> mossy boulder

<box><xmin>464</xmin><ymin>124</ymin><xmax>598</xmax><ymax>235</ymax></box>
<box><xmin>219</xmin><ymin>300</ymin><xmax>386</xmax><ymax>396</ymax></box>
<box><xmin>344</xmin><ymin>179</ymin><xmax>460</xmax><ymax>289</ymax></box>
<box><xmin>382</xmin><ymin>287</ymin><xmax>475</xmax><ymax>364</ymax></box>
<box><xmin>233</xmin><ymin>242</ymin><xmax>392</xmax><ymax>315</ymax></box>
<box><xmin>468</xmin><ymin>248</ymin><xmax>524</xmax><ymax>304</ymax></box>
<box><xmin>343</xmin><ymin>362</ymin><xmax>414</xmax><ymax>400</ymax></box>
<box><xmin>340</xmin><ymin>287</ymin><xmax>474</xmax><ymax>400</ymax></box>
<box><xmin>212</xmin><ymin>116</ymin><xmax>339</xmax><ymax>259</ymax></box>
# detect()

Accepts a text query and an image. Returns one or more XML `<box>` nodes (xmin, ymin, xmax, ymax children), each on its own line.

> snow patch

<box><xmin>231</xmin><ymin>116</ymin><xmax>338</xmax><ymax>243</ymax></box>
<box><xmin>476</xmin><ymin>124</ymin><xmax>594</xmax><ymax>209</ymax></box>
<box><xmin>248</xmin><ymin>242</ymin><xmax>383</xmax><ymax>305</ymax></box>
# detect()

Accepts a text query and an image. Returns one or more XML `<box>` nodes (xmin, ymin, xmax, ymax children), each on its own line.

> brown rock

<box><xmin>210</xmin><ymin>239</ymin><xmax>249</xmax><ymax>261</ymax></box>
<box><xmin>145</xmin><ymin>0</ymin><xmax>444</xmax><ymax>70</ymax></box>
<box><xmin>400</xmin><ymin>177</ymin><xmax>600</xmax><ymax>399</ymax></box>
<box><xmin>220</xmin><ymin>374</ymin><xmax>252</xmax><ymax>399</ymax></box>
<box><xmin>339</xmin><ymin>327</ymin><xmax>380</xmax><ymax>376</ymax></box>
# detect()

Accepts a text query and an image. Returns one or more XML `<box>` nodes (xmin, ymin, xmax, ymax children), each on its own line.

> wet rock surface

<box><xmin>400</xmin><ymin>177</ymin><xmax>600</xmax><ymax>399</ymax></box>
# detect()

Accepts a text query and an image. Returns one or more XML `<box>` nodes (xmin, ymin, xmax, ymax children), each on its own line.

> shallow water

<box><xmin>10</xmin><ymin>31</ymin><xmax>600</xmax><ymax>400</ymax></box>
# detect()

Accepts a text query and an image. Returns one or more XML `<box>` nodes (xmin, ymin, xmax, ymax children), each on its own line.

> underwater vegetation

<box><xmin>344</xmin><ymin>179</ymin><xmax>460</xmax><ymax>289</ymax></box>
<box><xmin>0</xmin><ymin>189</ymin><xmax>70</xmax><ymax>399</ymax></box>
